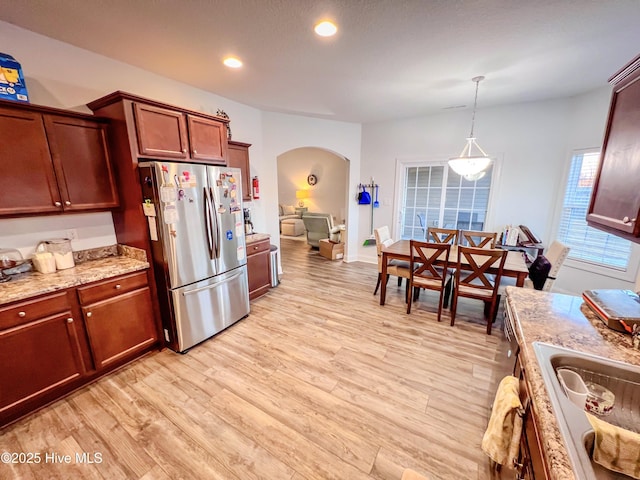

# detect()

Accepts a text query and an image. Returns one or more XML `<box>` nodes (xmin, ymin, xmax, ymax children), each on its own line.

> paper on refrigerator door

<box><xmin>163</xmin><ymin>204</ymin><xmax>179</xmax><ymax>224</ymax></box>
<box><xmin>235</xmin><ymin>221</ymin><xmax>244</xmax><ymax>237</ymax></box>
<box><xmin>148</xmin><ymin>217</ymin><xmax>159</xmax><ymax>241</ymax></box>
<box><xmin>237</xmin><ymin>246</ymin><xmax>245</xmax><ymax>261</ymax></box>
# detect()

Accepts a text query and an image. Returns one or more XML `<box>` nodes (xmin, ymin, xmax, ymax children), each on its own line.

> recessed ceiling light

<box><xmin>314</xmin><ymin>21</ymin><xmax>337</xmax><ymax>37</ymax></box>
<box><xmin>223</xmin><ymin>57</ymin><xmax>243</xmax><ymax>68</ymax></box>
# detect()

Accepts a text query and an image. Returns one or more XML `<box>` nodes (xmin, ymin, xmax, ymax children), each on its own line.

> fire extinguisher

<box><xmin>252</xmin><ymin>176</ymin><xmax>260</xmax><ymax>200</ymax></box>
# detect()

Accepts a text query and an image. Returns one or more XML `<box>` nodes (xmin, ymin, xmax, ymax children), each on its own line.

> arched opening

<box><xmin>276</xmin><ymin>147</ymin><xmax>349</xmax><ymax>257</ymax></box>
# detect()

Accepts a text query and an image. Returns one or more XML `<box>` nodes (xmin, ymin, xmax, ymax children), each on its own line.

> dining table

<box><xmin>379</xmin><ymin>240</ymin><xmax>530</xmax><ymax>305</ymax></box>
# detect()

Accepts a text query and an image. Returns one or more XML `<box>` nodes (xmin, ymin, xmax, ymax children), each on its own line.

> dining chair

<box><xmin>460</xmin><ymin>230</ymin><xmax>497</xmax><ymax>249</ymax></box>
<box><xmin>406</xmin><ymin>241</ymin><xmax>451</xmax><ymax>322</ymax></box>
<box><xmin>427</xmin><ymin>227</ymin><xmax>459</xmax><ymax>244</ymax></box>
<box><xmin>417</xmin><ymin>213</ymin><xmax>426</xmax><ymax>236</ymax></box>
<box><xmin>426</xmin><ymin>227</ymin><xmax>458</xmax><ymax>306</ymax></box>
<box><xmin>450</xmin><ymin>246</ymin><xmax>507</xmax><ymax>335</ymax></box>
<box><xmin>373</xmin><ymin>226</ymin><xmax>411</xmax><ymax>296</ymax></box>
<box><xmin>538</xmin><ymin>240</ymin><xmax>570</xmax><ymax>292</ymax></box>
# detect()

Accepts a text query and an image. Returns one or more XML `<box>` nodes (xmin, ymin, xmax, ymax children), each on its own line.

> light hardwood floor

<box><xmin>1</xmin><ymin>238</ymin><xmax>512</xmax><ymax>480</ymax></box>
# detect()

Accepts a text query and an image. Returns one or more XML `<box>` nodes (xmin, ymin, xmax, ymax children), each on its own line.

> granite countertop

<box><xmin>505</xmin><ymin>286</ymin><xmax>640</xmax><ymax>480</ymax></box>
<box><xmin>245</xmin><ymin>233</ymin><xmax>270</xmax><ymax>244</ymax></box>
<box><xmin>0</xmin><ymin>245</ymin><xmax>149</xmax><ymax>306</ymax></box>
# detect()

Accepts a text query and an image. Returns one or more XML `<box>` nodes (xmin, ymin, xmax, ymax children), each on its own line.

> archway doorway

<box><xmin>276</xmin><ymin>147</ymin><xmax>349</xmax><ymax>256</ymax></box>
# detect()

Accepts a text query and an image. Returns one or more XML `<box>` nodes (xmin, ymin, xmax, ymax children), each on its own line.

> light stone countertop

<box><xmin>0</xmin><ymin>246</ymin><xmax>149</xmax><ymax>306</ymax></box>
<box><xmin>245</xmin><ymin>233</ymin><xmax>270</xmax><ymax>244</ymax></box>
<box><xmin>505</xmin><ymin>286</ymin><xmax>640</xmax><ymax>480</ymax></box>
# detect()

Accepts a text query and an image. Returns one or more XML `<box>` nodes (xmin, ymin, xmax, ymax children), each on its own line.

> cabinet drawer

<box><xmin>0</xmin><ymin>292</ymin><xmax>70</xmax><ymax>330</ymax></box>
<box><xmin>247</xmin><ymin>239</ymin><xmax>270</xmax><ymax>256</ymax></box>
<box><xmin>77</xmin><ymin>271</ymin><xmax>148</xmax><ymax>305</ymax></box>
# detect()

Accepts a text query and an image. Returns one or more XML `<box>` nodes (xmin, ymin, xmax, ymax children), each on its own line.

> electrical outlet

<box><xmin>66</xmin><ymin>229</ymin><xmax>78</xmax><ymax>241</ymax></box>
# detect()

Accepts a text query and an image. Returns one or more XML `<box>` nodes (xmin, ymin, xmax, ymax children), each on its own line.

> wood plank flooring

<box><xmin>0</xmin><ymin>238</ymin><xmax>512</xmax><ymax>480</ymax></box>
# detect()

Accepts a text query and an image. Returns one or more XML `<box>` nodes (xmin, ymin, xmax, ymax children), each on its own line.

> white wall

<box><xmin>262</xmin><ymin>112</ymin><xmax>362</xmax><ymax>263</ymax></box>
<box><xmin>277</xmin><ymin>148</ymin><xmax>348</xmax><ymax>223</ymax></box>
<box><xmin>360</xmin><ymin>88</ymin><xmax>640</xmax><ymax>295</ymax></box>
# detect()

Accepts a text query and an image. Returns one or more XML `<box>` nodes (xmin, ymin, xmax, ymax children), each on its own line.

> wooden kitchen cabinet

<box><xmin>228</xmin><ymin>140</ymin><xmax>252</xmax><ymax>201</ymax></box>
<box><xmin>0</xmin><ymin>100</ymin><xmax>119</xmax><ymax>217</ymax></box>
<box><xmin>77</xmin><ymin>271</ymin><xmax>157</xmax><ymax>370</ymax></box>
<box><xmin>247</xmin><ymin>237</ymin><xmax>271</xmax><ymax>300</ymax></box>
<box><xmin>515</xmin><ymin>353</ymin><xmax>550</xmax><ymax>480</ymax></box>
<box><xmin>587</xmin><ymin>54</ymin><xmax>640</xmax><ymax>241</ymax></box>
<box><xmin>0</xmin><ymin>292</ymin><xmax>86</xmax><ymax>425</ymax></box>
<box><xmin>188</xmin><ymin>115</ymin><xmax>227</xmax><ymax>164</ymax></box>
<box><xmin>132</xmin><ymin>97</ymin><xmax>228</xmax><ymax>164</ymax></box>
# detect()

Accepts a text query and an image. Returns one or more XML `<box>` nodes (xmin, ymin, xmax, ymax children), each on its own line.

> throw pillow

<box><xmin>282</xmin><ymin>204</ymin><xmax>296</xmax><ymax>215</ymax></box>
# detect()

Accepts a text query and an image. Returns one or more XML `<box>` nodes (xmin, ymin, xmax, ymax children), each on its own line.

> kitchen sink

<box><xmin>532</xmin><ymin>342</ymin><xmax>640</xmax><ymax>479</ymax></box>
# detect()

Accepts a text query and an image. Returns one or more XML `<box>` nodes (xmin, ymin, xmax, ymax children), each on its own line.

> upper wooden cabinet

<box><xmin>0</xmin><ymin>100</ymin><xmax>119</xmax><ymax>217</ymax></box>
<box><xmin>133</xmin><ymin>103</ymin><xmax>189</xmax><ymax>159</ymax></box>
<box><xmin>587</xmin><ymin>54</ymin><xmax>640</xmax><ymax>241</ymax></box>
<box><xmin>227</xmin><ymin>140</ymin><xmax>252</xmax><ymax>201</ymax></box>
<box><xmin>188</xmin><ymin>115</ymin><xmax>227</xmax><ymax>163</ymax></box>
<box><xmin>127</xmin><ymin>96</ymin><xmax>228</xmax><ymax>164</ymax></box>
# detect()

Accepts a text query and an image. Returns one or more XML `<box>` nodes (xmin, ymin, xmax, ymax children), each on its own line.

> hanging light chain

<box><xmin>468</xmin><ymin>76</ymin><xmax>484</xmax><ymax>138</ymax></box>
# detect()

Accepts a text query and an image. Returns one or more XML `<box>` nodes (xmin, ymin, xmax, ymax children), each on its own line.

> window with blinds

<box><xmin>401</xmin><ymin>163</ymin><xmax>493</xmax><ymax>239</ymax></box>
<box><xmin>557</xmin><ymin>150</ymin><xmax>632</xmax><ymax>270</ymax></box>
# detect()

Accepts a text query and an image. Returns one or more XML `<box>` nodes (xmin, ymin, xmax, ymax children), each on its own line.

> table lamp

<box><xmin>296</xmin><ymin>189</ymin><xmax>310</xmax><ymax>207</ymax></box>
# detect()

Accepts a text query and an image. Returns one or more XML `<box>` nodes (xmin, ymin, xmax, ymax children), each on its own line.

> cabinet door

<box><xmin>0</xmin><ymin>312</ymin><xmax>85</xmax><ymax>416</ymax></box>
<box><xmin>187</xmin><ymin>115</ymin><xmax>227</xmax><ymax>164</ymax></box>
<box><xmin>247</xmin><ymin>240</ymin><xmax>271</xmax><ymax>300</ymax></box>
<box><xmin>82</xmin><ymin>287</ymin><xmax>157</xmax><ymax>370</ymax></box>
<box><xmin>44</xmin><ymin>115</ymin><xmax>120</xmax><ymax>211</ymax></box>
<box><xmin>587</xmin><ymin>71</ymin><xmax>640</xmax><ymax>238</ymax></box>
<box><xmin>227</xmin><ymin>141</ymin><xmax>252</xmax><ymax>201</ymax></box>
<box><xmin>0</xmin><ymin>106</ymin><xmax>62</xmax><ymax>215</ymax></box>
<box><xmin>133</xmin><ymin>103</ymin><xmax>189</xmax><ymax>159</ymax></box>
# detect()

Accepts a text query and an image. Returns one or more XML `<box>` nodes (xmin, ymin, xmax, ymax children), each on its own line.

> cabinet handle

<box><xmin>54</xmin><ymin>201</ymin><xmax>62</xmax><ymax>207</ymax></box>
<box><xmin>65</xmin><ymin>201</ymin><xmax>71</xmax><ymax>206</ymax></box>
<box><xmin>18</xmin><ymin>311</ymin><xmax>26</xmax><ymax>318</ymax></box>
<box><xmin>86</xmin><ymin>311</ymin><xmax>92</xmax><ymax>317</ymax></box>
<box><xmin>67</xmin><ymin>317</ymin><xmax>73</xmax><ymax>324</ymax></box>
<box><xmin>622</xmin><ymin>216</ymin><xmax>636</xmax><ymax>224</ymax></box>
<box><xmin>115</xmin><ymin>284</ymin><xmax>121</xmax><ymax>290</ymax></box>
<box><xmin>182</xmin><ymin>148</ymin><xmax>187</xmax><ymax>153</ymax></box>
<box><xmin>193</xmin><ymin>149</ymin><xmax>198</xmax><ymax>154</ymax></box>
<box><xmin>254</xmin><ymin>246</ymin><xmax>259</xmax><ymax>250</ymax></box>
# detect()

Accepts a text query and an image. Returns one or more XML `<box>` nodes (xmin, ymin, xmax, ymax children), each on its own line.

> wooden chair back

<box><xmin>460</xmin><ymin>230</ymin><xmax>497</xmax><ymax>249</ymax></box>
<box><xmin>410</xmin><ymin>241</ymin><xmax>451</xmax><ymax>286</ymax></box>
<box><xmin>407</xmin><ymin>241</ymin><xmax>451</xmax><ymax>320</ymax></box>
<box><xmin>427</xmin><ymin>227</ymin><xmax>459</xmax><ymax>244</ymax></box>
<box><xmin>456</xmin><ymin>246</ymin><xmax>507</xmax><ymax>294</ymax></box>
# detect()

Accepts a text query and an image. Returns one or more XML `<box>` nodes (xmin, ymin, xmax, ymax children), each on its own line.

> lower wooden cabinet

<box><xmin>80</xmin><ymin>283</ymin><xmax>156</xmax><ymax>369</ymax></box>
<box><xmin>0</xmin><ymin>292</ymin><xmax>85</xmax><ymax>423</ymax></box>
<box><xmin>0</xmin><ymin>270</ymin><xmax>158</xmax><ymax>427</ymax></box>
<box><xmin>247</xmin><ymin>237</ymin><xmax>271</xmax><ymax>300</ymax></box>
<box><xmin>515</xmin><ymin>353</ymin><xmax>549</xmax><ymax>479</ymax></box>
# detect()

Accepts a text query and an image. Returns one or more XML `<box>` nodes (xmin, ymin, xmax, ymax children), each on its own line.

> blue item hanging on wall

<box><xmin>358</xmin><ymin>185</ymin><xmax>371</xmax><ymax>205</ymax></box>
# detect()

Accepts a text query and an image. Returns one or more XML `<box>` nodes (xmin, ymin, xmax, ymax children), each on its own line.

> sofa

<box><xmin>301</xmin><ymin>213</ymin><xmax>343</xmax><ymax>248</ymax></box>
<box><xmin>279</xmin><ymin>204</ymin><xmax>305</xmax><ymax>236</ymax></box>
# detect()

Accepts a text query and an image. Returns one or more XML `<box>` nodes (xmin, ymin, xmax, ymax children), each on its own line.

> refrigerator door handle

<box><xmin>210</xmin><ymin>187</ymin><xmax>221</xmax><ymax>259</ymax></box>
<box><xmin>181</xmin><ymin>271</ymin><xmax>244</xmax><ymax>296</ymax></box>
<box><xmin>203</xmin><ymin>187</ymin><xmax>214</xmax><ymax>259</ymax></box>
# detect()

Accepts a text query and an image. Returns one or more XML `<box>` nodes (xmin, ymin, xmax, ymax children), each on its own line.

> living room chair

<box><xmin>406</xmin><ymin>241</ymin><xmax>451</xmax><ymax>322</ymax></box>
<box><xmin>301</xmin><ymin>213</ymin><xmax>343</xmax><ymax>248</ymax></box>
<box><xmin>427</xmin><ymin>227</ymin><xmax>459</xmax><ymax>244</ymax></box>
<box><xmin>373</xmin><ymin>226</ymin><xmax>411</xmax><ymax>296</ymax></box>
<box><xmin>460</xmin><ymin>230</ymin><xmax>497</xmax><ymax>249</ymax></box>
<box><xmin>450</xmin><ymin>246</ymin><xmax>507</xmax><ymax>335</ymax></box>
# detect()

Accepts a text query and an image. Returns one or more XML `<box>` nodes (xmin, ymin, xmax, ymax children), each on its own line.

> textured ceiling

<box><xmin>2</xmin><ymin>0</ymin><xmax>640</xmax><ymax>123</ymax></box>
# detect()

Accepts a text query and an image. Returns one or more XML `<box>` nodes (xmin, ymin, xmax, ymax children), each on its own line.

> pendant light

<box><xmin>448</xmin><ymin>76</ymin><xmax>492</xmax><ymax>180</ymax></box>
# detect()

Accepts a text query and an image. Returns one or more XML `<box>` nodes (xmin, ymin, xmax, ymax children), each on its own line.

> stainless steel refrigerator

<box><xmin>139</xmin><ymin>161</ymin><xmax>250</xmax><ymax>353</ymax></box>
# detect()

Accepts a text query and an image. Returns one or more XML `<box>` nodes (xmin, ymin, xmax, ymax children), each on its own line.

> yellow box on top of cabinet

<box><xmin>319</xmin><ymin>239</ymin><xmax>344</xmax><ymax>260</ymax></box>
<box><xmin>0</xmin><ymin>52</ymin><xmax>28</xmax><ymax>103</ymax></box>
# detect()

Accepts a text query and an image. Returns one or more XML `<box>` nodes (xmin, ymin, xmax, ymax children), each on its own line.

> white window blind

<box><xmin>557</xmin><ymin>151</ymin><xmax>631</xmax><ymax>270</ymax></box>
<box><xmin>401</xmin><ymin>164</ymin><xmax>493</xmax><ymax>239</ymax></box>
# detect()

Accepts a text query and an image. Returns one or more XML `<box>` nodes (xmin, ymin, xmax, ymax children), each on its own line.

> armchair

<box><xmin>301</xmin><ymin>213</ymin><xmax>343</xmax><ymax>247</ymax></box>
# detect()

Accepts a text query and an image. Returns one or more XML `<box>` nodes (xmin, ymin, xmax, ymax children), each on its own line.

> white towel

<box><xmin>481</xmin><ymin>375</ymin><xmax>523</xmax><ymax>466</ymax></box>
